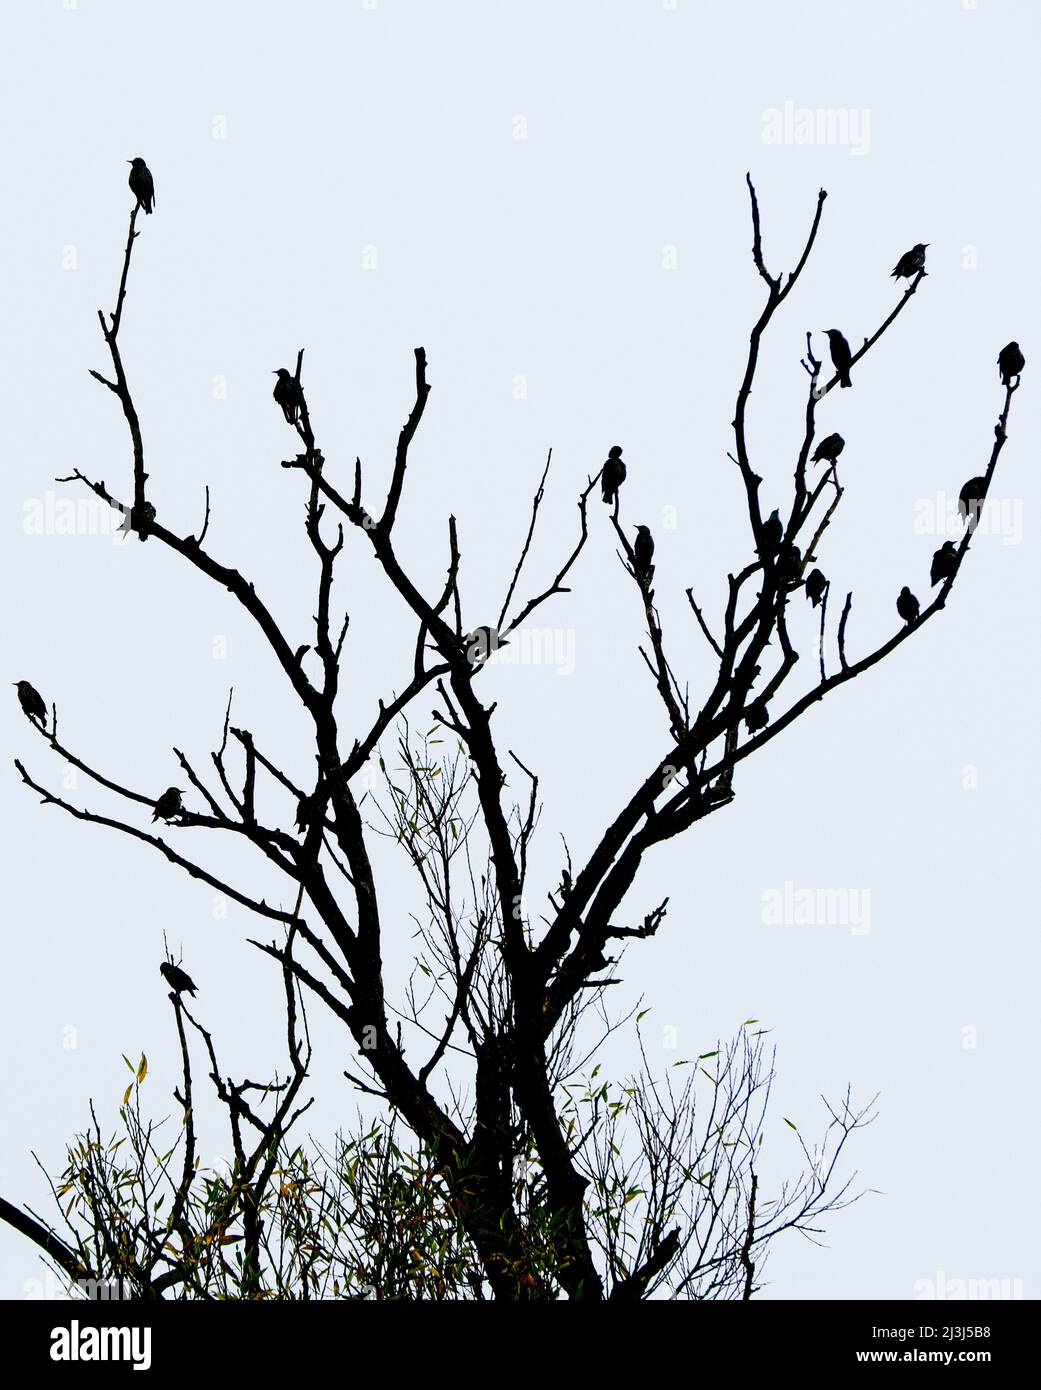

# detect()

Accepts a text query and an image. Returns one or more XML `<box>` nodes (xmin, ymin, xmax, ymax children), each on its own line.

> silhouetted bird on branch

<box><xmin>759</xmin><ymin>509</ymin><xmax>784</xmax><ymax>557</ymax></box>
<box><xmin>273</xmin><ymin>368</ymin><xmax>306</xmax><ymax>426</ymax></box>
<box><xmin>824</xmin><ymin>329</ymin><xmax>853</xmax><ymax>388</ymax></box>
<box><xmin>128</xmin><ymin>158</ymin><xmax>155</xmax><ymax>214</ymax></box>
<box><xmin>744</xmin><ymin>699</ymin><xmax>769</xmax><ymax>733</ymax></box>
<box><xmin>811</xmin><ymin>432</ymin><xmax>845</xmax><ymax>465</ymax></box>
<box><xmin>805</xmin><ymin>568</ymin><xmax>827</xmax><ymax>607</ymax></box>
<box><xmin>997</xmin><ymin>341</ymin><xmax>1025</xmax><ymax>386</ymax></box>
<box><xmin>776</xmin><ymin>541</ymin><xmax>802</xmax><ymax>587</ymax></box>
<box><xmin>152</xmin><ymin>787</ymin><xmax>184</xmax><ymax>823</ymax></box>
<box><xmin>891</xmin><ymin>243</ymin><xmax>927</xmax><ymax>282</ymax></box>
<box><xmin>296</xmin><ymin>790</ymin><xmax>322</xmax><ymax>834</ymax></box>
<box><xmin>160</xmin><ymin>961</ymin><xmax>197</xmax><ymax>996</ymax></box>
<box><xmin>896</xmin><ymin>586</ymin><xmax>920</xmax><ymax>625</ymax></box>
<box><xmin>633</xmin><ymin>525</ymin><xmax>655</xmax><ymax>586</ymax></box>
<box><xmin>930</xmin><ymin>541</ymin><xmax>958</xmax><ymax>587</ymax></box>
<box><xmin>601</xmin><ymin>446</ymin><xmax>626</xmax><ymax>505</ymax></box>
<box><xmin>14</xmin><ymin>680</ymin><xmax>46</xmax><ymax>726</ymax></box>
<box><xmin>464</xmin><ymin>626</ymin><xmax>508</xmax><ymax>670</ymax></box>
<box><xmin>958</xmin><ymin>475</ymin><xmax>988</xmax><ymax>527</ymax></box>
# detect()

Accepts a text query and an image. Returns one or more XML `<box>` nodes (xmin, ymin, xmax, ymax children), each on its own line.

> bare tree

<box><xmin>4</xmin><ymin>173</ymin><xmax>1022</xmax><ymax>1299</ymax></box>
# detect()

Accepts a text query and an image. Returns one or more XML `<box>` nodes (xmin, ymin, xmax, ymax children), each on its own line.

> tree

<box><xmin>4</xmin><ymin>174</ymin><xmax>1021</xmax><ymax>1299</ymax></box>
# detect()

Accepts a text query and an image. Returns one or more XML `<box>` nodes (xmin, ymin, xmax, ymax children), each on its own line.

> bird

<box><xmin>958</xmin><ymin>475</ymin><xmax>988</xmax><ymax>526</ymax></box>
<box><xmin>601</xmin><ymin>446</ymin><xmax>626</xmax><ymax>505</ymax></box>
<box><xmin>127</xmin><ymin>158</ymin><xmax>155</xmax><ymax>214</ymax></box>
<box><xmin>891</xmin><ymin>243</ymin><xmax>928</xmax><ymax>281</ymax></box>
<box><xmin>13</xmin><ymin>680</ymin><xmax>46</xmax><ymax>726</ymax></box>
<box><xmin>703</xmin><ymin>778</ymin><xmax>733</xmax><ymax>805</ymax></box>
<box><xmin>295</xmin><ymin>791</ymin><xmax>321</xmax><ymax>834</ymax></box>
<box><xmin>776</xmin><ymin>541</ymin><xmax>802</xmax><ymax>587</ymax></box>
<box><xmin>273</xmin><ymin>368</ymin><xmax>306</xmax><ymax>425</ymax></box>
<box><xmin>804</xmin><ymin>568</ymin><xmax>827</xmax><ymax>607</ymax></box>
<box><xmin>152</xmin><ymin>787</ymin><xmax>184</xmax><ymax>823</ymax></box>
<box><xmin>160</xmin><ymin>961</ymin><xmax>197</xmax><ymax>996</ymax></box>
<box><xmin>759</xmin><ymin>509</ymin><xmax>784</xmax><ymax>556</ymax></box>
<box><xmin>633</xmin><ymin>525</ymin><xmax>655</xmax><ymax>586</ymax></box>
<box><xmin>464</xmin><ymin>626</ymin><xmax>507</xmax><ymax>670</ymax></box>
<box><xmin>811</xmin><ymin>432</ymin><xmax>845</xmax><ymax>465</ymax></box>
<box><xmin>930</xmin><ymin>541</ymin><xmax>958</xmax><ymax>587</ymax></box>
<box><xmin>896</xmin><ymin>586</ymin><xmax>920</xmax><ymax>625</ymax></box>
<box><xmin>745</xmin><ymin>699</ymin><xmax>769</xmax><ymax>733</ymax></box>
<box><xmin>824</xmin><ymin>329</ymin><xmax>853</xmax><ymax>388</ymax></box>
<box><xmin>997</xmin><ymin>341</ymin><xmax>1025</xmax><ymax>386</ymax></box>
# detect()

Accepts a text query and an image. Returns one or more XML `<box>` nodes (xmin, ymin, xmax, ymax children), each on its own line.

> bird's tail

<box><xmin>839</xmin><ymin>370</ymin><xmax>852</xmax><ymax>388</ymax></box>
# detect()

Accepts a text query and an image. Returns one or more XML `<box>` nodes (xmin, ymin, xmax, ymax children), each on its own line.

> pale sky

<box><xmin>2</xmin><ymin>0</ymin><xmax>1038</xmax><ymax>1299</ymax></box>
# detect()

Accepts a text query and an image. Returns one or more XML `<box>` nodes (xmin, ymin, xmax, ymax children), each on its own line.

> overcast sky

<box><xmin>2</xmin><ymin>0</ymin><xmax>1038</xmax><ymax>1300</ymax></box>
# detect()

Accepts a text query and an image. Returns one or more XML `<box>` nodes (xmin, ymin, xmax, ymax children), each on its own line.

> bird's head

<box><xmin>608</xmin><ymin>445</ymin><xmax>623</xmax><ymax>458</ymax></box>
<box><xmin>273</xmin><ymin>368</ymin><xmax>292</xmax><ymax>380</ymax></box>
<box><xmin>128</xmin><ymin>158</ymin><xmax>146</xmax><ymax>168</ymax></box>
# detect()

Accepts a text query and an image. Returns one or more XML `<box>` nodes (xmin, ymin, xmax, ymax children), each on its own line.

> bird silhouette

<box><xmin>930</xmin><ymin>541</ymin><xmax>958</xmax><ymax>587</ymax></box>
<box><xmin>745</xmin><ymin>699</ymin><xmax>769</xmax><ymax>733</ymax></box>
<box><xmin>958</xmin><ymin>476</ymin><xmax>988</xmax><ymax>527</ymax></box>
<box><xmin>464</xmin><ymin>626</ymin><xmax>507</xmax><ymax>670</ymax></box>
<box><xmin>811</xmin><ymin>432</ymin><xmax>845</xmax><ymax>465</ymax></box>
<box><xmin>13</xmin><ymin>680</ymin><xmax>46</xmax><ymax>726</ymax></box>
<box><xmin>997</xmin><ymin>341</ymin><xmax>1025</xmax><ymax>386</ymax></box>
<box><xmin>273</xmin><ymin>368</ymin><xmax>306</xmax><ymax>425</ymax></box>
<box><xmin>891</xmin><ymin>244</ymin><xmax>928</xmax><ymax>281</ymax></box>
<box><xmin>896</xmin><ymin>586</ymin><xmax>920</xmax><ymax>625</ymax></box>
<box><xmin>295</xmin><ymin>790</ymin><xmax>322</xmax><ymax>834</ymax></box>
<box><xmin>127</xmin><ymin>158</ymin><xmax>155</xmax><ymax>214</ymax></box>
<box><xmin>601</xmin><ymin>446</ymin><xmax>626</xmax><ymax>505</ymax></box>
<box><xmin>776</xmin><ymin>541</ymin><xmax>802</xmax><ymax>587</ymax></box>
<box><xmin>824</xmin><ymin>329</ymin><xmax>853</xmax><ymax>388</ymax></box>
<box><xmin>152</xmin><ymin>787</ymin><xmax>184</xmax><ymax>823</ymax></box>
<box><xmin>160</xmin><ymin>961</ymin><xmax>197</xmax><ymax>996</ymax></box>
<box><xmin>759</xmin><ymin>509</ymin><xmax>784</xmax><ymax>557</ymax></box>
<box><xmin>633</xmin><ymin>525</ymin><xmax>655</xmax><ymax>586</ymax></box>
<box><xmin>804</xmin><ymin>568</ymin><xmax>827</xmax><ymax>607</ymax></box>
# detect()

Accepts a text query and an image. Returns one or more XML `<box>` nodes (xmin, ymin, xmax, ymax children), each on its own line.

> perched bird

<box><xmin>296</xmin><ymin>791</ymin><xmax>321</xmax><ymax>834</ymax></box>
<box><xmin>633</xmin><ymin>525</ymin><xmax>655</xmax><ymax>586</ymax></box>
<box><xmin>601</xmin><ymin>446</ymin><xmax>627</xmax><ymax>505</ymax></box>
<box><xmin>811</xmin><ymin>432</ymin><xmax>845</xmax><ymax>465</ymax></box>
<box><xmin>745</xmin><ymin>699</ymin><xmax>769</xmax><ymax>733</ymax></box>
<box><xmin>160</xmin><ymin>961</ymin><xmax>197</xmax><ymax>996</ymax></box>
<box><xmin>464</xmin><ymin>626</ymin><xmax>507</xmax><ymax>670</ymax></box>
<box><xmin>896</xmin><ymin>586</ymin><xmax>920</xmax><ymax>625</ymax></box>
<box><xmin>776</xmin><ymin>541</ymin><xmax>802</xmax><ymax>586</ymax></box>
<box><xmin>891</xmin><ymin>243</ymin><xmax>928</xmax><ymax>281</ymax></box>
<box><xmin>804</xmin><ymin>568</ymin><xmax>827</xmax><ymax>607</ymax></box>
<box><xmin>930</xmin><ymin>541</ymin><xmax>958</xmax><ymax>587</ymax></box>
<box><xmin>997</xmin><ymin>341</ymin><xmax>1025</xmax><ymax>386</ymax></box>
<box><xmin>759</xmin><ymin>509</ymin><xmax>784</xmax><ymax>556</ymax></box>
<box><xmin>152</xmin><ymin>787</ymin><xmax>184</xmax><ymax>823</ymax></box>
<box><xmin>127</xmin><ymin>158</ymin><xmax>155</xmax><ymax>214</ymax></box>
<box><xmin>958</xmin><ymin>475</ymin><xmax>988</xmax><ymax>526</ymax></box>
<box><xmin>273</xmin><ymin>368</ymin><xmax>306</xmax><ymax>425</ymax></box>
<box><xmin>824</xmin><ymin>329</ymin><xmax>853</xmax><ymax>389</ymax></box>
<box><xmin>13</xmin><ymin>680</ymin><xmax>46</xmax><ymax>726</ymax></box>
